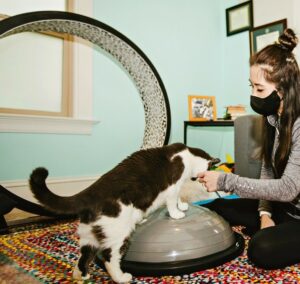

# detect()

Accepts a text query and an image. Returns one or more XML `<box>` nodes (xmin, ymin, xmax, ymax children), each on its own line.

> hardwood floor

<box><xmin>5</xmin><ymin>208</ymin><xmax>51</xmax><ymax>226</ymax></box>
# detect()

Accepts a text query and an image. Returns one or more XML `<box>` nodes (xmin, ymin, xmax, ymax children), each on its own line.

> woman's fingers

<box><xmin>197</xmin><ymin>172</ymin><xmax>206</xmax><ymax>182</ymax></box>
<box><xmin>197</xmin><ymin>171</ymin><xmax>219</xmax><ymax>192</ymax></box>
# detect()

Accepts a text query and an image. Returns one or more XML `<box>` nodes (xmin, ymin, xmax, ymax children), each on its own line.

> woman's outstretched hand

<box><xmin>197</xmin><ymin>171</ymin><xmax>221</xmax><ymax>192</ymax></box>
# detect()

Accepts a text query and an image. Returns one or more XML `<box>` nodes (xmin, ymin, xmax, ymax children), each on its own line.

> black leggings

<box><xmin>202</xmin><ymin>198</ymin><xmax>300</xmax><ymax>269</ymax></box>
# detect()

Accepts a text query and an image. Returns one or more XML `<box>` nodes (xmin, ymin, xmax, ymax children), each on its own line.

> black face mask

<box><xmin>250</xmin><ymin>90</ymin><xmax>281</xmax><ymax>116</ymax></box>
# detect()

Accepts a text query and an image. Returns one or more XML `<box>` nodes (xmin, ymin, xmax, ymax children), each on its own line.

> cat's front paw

<box><xmin>178</xmin><ymin>201</ymin><xmax>189</xmax><ymax>211</ymax></box>
<box><xmin>169</xmin><ymin>210</ymin><xmax>185</xmax><ymax>219</ymax></box>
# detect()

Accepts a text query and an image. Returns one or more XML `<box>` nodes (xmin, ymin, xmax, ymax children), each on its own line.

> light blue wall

<box><xmin>187</xmin><ymin>0</ymin><xmax>251</xmax><ymax>162</ymax></box>
<box><xmin>0</xmin><ymin>0</ymin><xmax>250</xmax><ymax>181</ymax></box>
<box><xmin>221</xmin><ymin>1</ymin><xmax>251</xmax><ymax>111</ymax></box>
<box><xmin>93</xmin><ymin>0</ymin><xmax>239</xmax><ymax>163</ymax></box>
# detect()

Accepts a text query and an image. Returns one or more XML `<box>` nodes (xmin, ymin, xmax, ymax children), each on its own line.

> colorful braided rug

<box><xmin>1</xmin><ymin>219</ymin><xmax>300</xmax><ymax>284</ymax></box>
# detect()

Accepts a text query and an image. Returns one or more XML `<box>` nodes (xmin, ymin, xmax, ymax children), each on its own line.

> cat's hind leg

<box><xmin>100</xmin><ymin>213</ymin><xmax>139</xmax><ymax>282</ymax></box>
<box><xmin>102</xmin><ymin>236</ymin><xmax>132</xmax><ymax>283</ymax></box>
<box><xmin>104</xmin><ymin>253</ymin><xmax>132</xmax><ymax>283</ymax></box>
<box><xmin>98</xmin><ymin>204</ymin><xmax>142</xmax><ymax>283</ymax></box>
<box><xmin>73</xmin><ymin>223</ymin><xmax>99</xmax><ymax>281</ymax></box>
<box><xmin>73</xmin><ymin>245</ymin><xmax>98</xmax><ymax>281</ymax></box>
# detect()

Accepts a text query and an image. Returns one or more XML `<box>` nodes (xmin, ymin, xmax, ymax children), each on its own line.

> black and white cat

<box><xmin>29</xmin><ymin>143</ymin><xmax>219</xmax><ymax>283</ymax></box>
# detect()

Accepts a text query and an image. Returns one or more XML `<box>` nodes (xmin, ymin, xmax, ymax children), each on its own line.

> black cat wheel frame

<box><xmin>0</xmin><ymin>11</ymin><xmax>170</xmax><ymax>233</ymax></box>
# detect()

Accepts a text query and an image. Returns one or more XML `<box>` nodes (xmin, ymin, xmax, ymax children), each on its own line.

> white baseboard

<box><xmin>1</xmin><ymin>175</ymin><xmax>100</xmax><ymax>204</ymax></box>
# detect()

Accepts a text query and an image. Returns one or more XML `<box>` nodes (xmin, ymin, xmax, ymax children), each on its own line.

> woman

<box><xmin>199</xmin><ymin>28</ymin><xmax>300</xmax><ymax>269</ymax></box>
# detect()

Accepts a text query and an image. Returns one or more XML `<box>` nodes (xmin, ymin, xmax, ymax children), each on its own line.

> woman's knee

<box><xmin>247</xmin><ymin>229</ymin><xmax>280</xmax><ymax>269</ymax></box>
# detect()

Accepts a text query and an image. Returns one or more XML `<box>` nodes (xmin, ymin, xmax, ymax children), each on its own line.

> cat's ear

<box><xmin>210</xmin><ymin>158</ymin><xmax>220</xmax><ymax>166</ymax></box>
<box><xmin>208</xmin><ymin>158</ymin><xmax>220</xmax><ymax>170</ymax></box>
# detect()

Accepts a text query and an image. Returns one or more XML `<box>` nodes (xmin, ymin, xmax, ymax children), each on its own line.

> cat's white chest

<box><xmin>145</xmin><ymin>188</ymin><xmax>171</xmax><ymax>216</ymax></box>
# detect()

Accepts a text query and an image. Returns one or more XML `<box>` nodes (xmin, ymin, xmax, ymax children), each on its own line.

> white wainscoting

<box><xmin>2</xmin><ymin>174</ymin><xmax>100</xmax><ymax>204</ymax></box>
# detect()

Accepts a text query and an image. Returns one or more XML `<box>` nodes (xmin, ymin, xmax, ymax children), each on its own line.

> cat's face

<box><xmin>187</xmin><ymin>147</ymin><xmax>220</xmax><ymax>179</ymax></box>
<box><xmin>190</xmin><ymin>156</ymin><xmax>219</xmax><ymax>179</ymax></box>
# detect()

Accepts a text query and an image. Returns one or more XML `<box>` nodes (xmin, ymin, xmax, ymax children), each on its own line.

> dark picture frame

<box><xmin>226</xmin><ymin>1</ymin><xmax>253</xmax><ymax>36</ymax></box>
<box><xmin>249</xmin><ymin>19</ymin><xmax>287</xmax><ymax>55</ymax></box>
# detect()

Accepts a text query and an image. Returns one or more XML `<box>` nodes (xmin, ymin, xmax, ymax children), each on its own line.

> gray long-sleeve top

<box><xmin>217</xmin><ymin>115</ymin><xmax>300</xmax><ymax>211</ymax></box>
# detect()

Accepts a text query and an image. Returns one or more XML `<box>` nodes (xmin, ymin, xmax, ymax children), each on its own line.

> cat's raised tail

<box><xmin>29</xmin><ymin>167</ymin><xmax>82</xmax><ymax>214</ymax></box>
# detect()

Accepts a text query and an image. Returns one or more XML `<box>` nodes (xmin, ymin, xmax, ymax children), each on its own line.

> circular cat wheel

<box><xmin>0</xmin><ymin>11</ymin><xmax>171</xmax><ymax>148</ymax></box>
<box><xmin>0</xmin><ymin>11</ymin><xmax>171</xmax><ymax>233</ymax></box>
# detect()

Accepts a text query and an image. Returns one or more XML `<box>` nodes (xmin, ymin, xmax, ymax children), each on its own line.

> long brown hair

<box><xmin>250</xmin><ymin>29</ymin><xmax>300</xmax><ymax>177</ymax></box>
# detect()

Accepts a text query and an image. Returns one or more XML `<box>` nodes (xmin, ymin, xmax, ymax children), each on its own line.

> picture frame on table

<box><xmin>249</xmin><ymin>19</ymin><xmax>287</xmax><ymax>55</ymax></box>
<box><xmin>188</xmin><ymin>95</ymin><xmax>217</xmax><ymax>121</ymax></box>
<box><xmin>226</xmin><ymin>1</ymin><xmax>253</xmax><ymax>36</ymax></box>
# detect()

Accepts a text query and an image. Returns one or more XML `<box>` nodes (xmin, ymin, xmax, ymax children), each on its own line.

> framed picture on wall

<box><xmin>226</xmin><ymin>1</ymin><xmax>253</xmax><ymax>36</ymax></box>
<box><xmin>249</xmin><ymin>19</ymin><xmax>287</xmax><ymax>55</ymax></box>
<box><xmin>188</xmin><ymin>95</ymin><xmax>217</xmax><ymax>121</ymax></box>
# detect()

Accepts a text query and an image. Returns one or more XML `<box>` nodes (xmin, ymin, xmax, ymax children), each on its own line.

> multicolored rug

<box><xmin>1</xmin><ymin>219</ymin><xmax>300</xmax><ymax>283</ymax></box>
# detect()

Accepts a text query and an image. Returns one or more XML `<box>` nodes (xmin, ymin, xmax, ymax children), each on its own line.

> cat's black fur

<box><xmin>29</xmin><ymin>142</ymin><xmax>219</xmax><ymax>283</ymax></box>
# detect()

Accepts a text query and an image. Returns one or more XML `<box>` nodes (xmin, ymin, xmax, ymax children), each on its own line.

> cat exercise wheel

<box><xmin>0</xmin><ymin>11</ymin><xmax>170</xmax><ymax>233</ymax></box>
<box><xmin>96</xmin><ymin>205</ymin><xmax>245</xmax><ymax>276</ymax></box>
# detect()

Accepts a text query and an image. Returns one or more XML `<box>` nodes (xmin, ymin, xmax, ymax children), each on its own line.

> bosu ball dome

<box><xmin>96</xmin><ymin>205</ymin><xmax>245</xmax><ymax>276</ymax></box>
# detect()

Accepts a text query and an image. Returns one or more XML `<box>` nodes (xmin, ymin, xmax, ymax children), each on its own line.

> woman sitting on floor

<box><xmin>199</xmin><ymin>28</ymin><xmax>300</xmax><ymax>270</ymax></box>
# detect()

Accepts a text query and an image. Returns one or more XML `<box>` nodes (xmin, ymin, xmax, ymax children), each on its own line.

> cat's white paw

<box><xmin>72</xmin><ymin>268</ymin><xmax>82</xmax><ymax>279</ymax></box>
<box><xmin>73</xmin><ymin>266</ymin><xmax>81</xmax><ymax>280</ymax></box>
<box><xmin>169</xmin><ymin>210</ymin><xmax>185</xmax><ymax>219</ymax></box>
<box><xmin>73</xmin><ymin>266</ymin><xmax>90</xmax><ymax>282</ymax></box>
<box><xmin>82</xmin><ymin>274</ymin><xmax>90</xmax><ymax>280</ymax></box>
<box><xmin>139</xmin><ymin>218</ymin><xmax>147</xmax><ymax>224</ymax></box>
<box><xmin>178</xmin><ymin>202</ymin><xmax>189</xmax><ymax>211</ymax></box>
<box><xmin>113</xmin><ymin>272</ymin><xmax>132</xmax><ymax>283</ymax></box>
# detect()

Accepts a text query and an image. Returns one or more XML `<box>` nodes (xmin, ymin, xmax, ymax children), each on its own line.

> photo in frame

<box><xmin>226</xmin><ymin>1</ymin><xmax>253</xmax><ymax>36</ymax></box>
<box><xmin>249</xmin><ymin>19</ymin><xmax>287</xmax><ymax>55</ymax></box>
<box><xmin>188</xmin><ymin>95</ymin><xmax>216</xmax><ymax>121</ymax></box>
